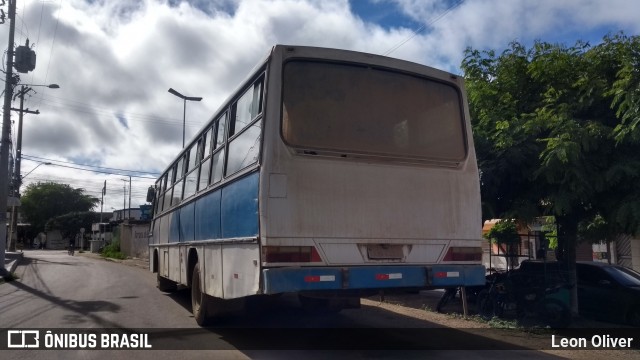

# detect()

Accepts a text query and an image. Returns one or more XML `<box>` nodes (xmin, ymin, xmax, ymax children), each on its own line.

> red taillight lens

<box><xmin>442</xmin><ymin>247</ymin><xmax>482</xmax><ymax>261</ymax></box>
<box><xmin>263</xmin><ymin>246</ymin><xmax>322</xmax><ymax>263</ymax></box>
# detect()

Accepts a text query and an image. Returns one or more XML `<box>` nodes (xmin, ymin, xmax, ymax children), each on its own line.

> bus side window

<box><xmin>226</xmin><ymin>122</ymin><xmax>261</xmax><ymax>176</ymax></box>
<box><xmin>184</xmin><ymin>143</ymin><xmax>200</xmax><ymax>199</ymax></box>
<box><xmin>202</xmin><ymin>128</ymin><xmax>212</xmax><ymax>160</ymax></box>
<box><xmin>176</xmin><ymin>155</ymin><xmax>185</xmax><ymax>181</ymax></box>
<box><xmin>226</xmin><ymin>78</ymin><xmax>263</xmax><ymax>176</ymax></box>
<box><xmin>229</xmin><ymin>80</ymin><xmax>263</xmax><ymax>137</ymax></box>
<box><xmin>172</xmin><ymin>179</ymin><xmax>183</xmax><ymax>205</ymax></box>
<box><xmin>187</xmin><ymin>142</ymin><xmax>199</xmax><ymax>172</ymax></box>
<box><xmin>157</xmin><ymin>176</ymin><xmax>166</xmax><ymax>213</ymax></box>
<box><xmin>163</xmin><ymin>185</ymin><xmax>173</xmax><ymax>211</ymax></box>
<box><xmin>198</xmin><ymin>158</ymin><xmax>211</xmax><ymax>191</ymax></box>
<box><xmin>215</xmin><ymin>113</ymin><xmax>227</xmax><ymax>149</ymax></box>
<box><xmin>198</xmin><ymin>128</ymin><xmax>213</xmax><ymax>192</ymax></box>
<box><xmin>211</xmin><ymin>149</ymin><xmax>225</xmax><ymax>184</ymax></box>
<box><xmin>210</xmin><ymin>112</ymin><xmax>227</xmax><ymax>184</ymax></box>
<box><xmin>168</xmin><ymin>164</ymin><xmax>175</xmax><ymax>185</ymax></box>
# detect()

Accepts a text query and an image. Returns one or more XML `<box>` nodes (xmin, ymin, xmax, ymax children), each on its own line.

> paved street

<box><xmin>0</xmin><ymin>250</ymin><xmax>196</xmax><ymax>328</ymax></box>
<box><xmin>1</xmin><ymin>250</ymin><xmax>637</xmax><ymax>359</ymax></box>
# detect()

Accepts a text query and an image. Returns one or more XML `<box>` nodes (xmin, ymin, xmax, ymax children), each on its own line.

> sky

<box><xmin>1</xmin><ymin>0</ymin><xmax>639</xmax><ymax>215</ymax></box>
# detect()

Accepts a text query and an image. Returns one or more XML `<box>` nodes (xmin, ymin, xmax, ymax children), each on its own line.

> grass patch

<box><xmin>441</xmin><ymin>310</ymin><xmax>521</xmax><ymax>329</ymax></box>
<box><xmin>1</xmin><ymin>272</ymin><xmax>19</xmax><ymax>283</ymax></box>
<box><xmin>461</xmin><ymin>313</ymin><xmax>556</xmax><ymax>333</ymax></box>
<box><xmin>484</xmin><ymin>316</ymin><xmax>520</xmax><ymax>329</ymax></box>
<box><xmin>101</xmin><ymin>241</ymin><xmax>127</xmax><ymax>260</ymax></box>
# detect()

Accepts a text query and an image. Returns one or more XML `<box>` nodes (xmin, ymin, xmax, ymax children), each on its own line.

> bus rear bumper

<box><xmin>262</xmin><ymin>264</ymin><xmax>485</xmax><ymax>294</ymax></box>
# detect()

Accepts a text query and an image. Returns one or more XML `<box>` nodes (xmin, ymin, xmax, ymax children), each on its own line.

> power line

<box><xmin>22</xmin><ymin>154</ymin><xmax>161</xmax><ymax>175</ymax></box>
<box><xmin>33</xmin><ymin>94</ymin><xmax>205</xmax><ymax>129</ymax></box>
<box><xmin>383</xmin><ymin>0</ymin><xmax>465</xmax><ymax>56</ymax></box>
<box><xmin>37</xmin><ymin>0</ymin><xmax>62</xmax><ymax>103</ymax></box>
<box><xmin>33</xmin><ymin>162</ymin><xmax>157</xmax><ymax>179</ymax></box>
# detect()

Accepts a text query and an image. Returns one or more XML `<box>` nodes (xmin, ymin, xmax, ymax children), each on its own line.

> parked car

<box><xmin>515</xmin><ymin>260</ymin><xmax>640</xmax><ymax>326</ymax></box>
<box><xmin>576</xmin><ymin>261</ymin><xmax>640</xmax><ymax>327</ymax></box>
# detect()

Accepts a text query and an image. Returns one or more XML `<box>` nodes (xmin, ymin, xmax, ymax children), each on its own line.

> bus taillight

<box><xmin>263</xmin><ymin>246</ymin><xmax>322</xmax><ymax>263</ymax></box>
<box><xmin>442</xmin><ymin>247</ymin><xmax>482</xmax><ymax>261</ymax></box>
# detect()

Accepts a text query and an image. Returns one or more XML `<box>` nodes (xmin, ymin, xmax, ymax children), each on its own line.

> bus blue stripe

<box><xmin>221</xmin><ymin>172</ymin><xmax>259</xmax><ymax>238</ymax></box>
<box><xmin>169</xmin><ymin>210</ymin><xmax>180</xmax><ymax>243</ymax></box>
<box><xmin>262</xmin><ymin>265</ymin><xmax>486</xmax><ymax>294</ymax></box>
<box><xmin>429</xmin><ymin>264</ymin><xmax>486</xmax><ymax>286</ymax></box>
<box><xmin>179</xmin><ymin>201</ymin><xmax>195</xmax><ymax>242</ymax></box>
<box><xmin>263</xmin><ymin>268</ymin><xmax>344</xmax><ymax>293</ymax></box>
<box><xmin>194</xmin><ymin>189</ymin><xmax>222</xmax><ymax>240</ymax></box>
<box><xmin>348</xmin><ymin>266</ymin><xmax>426</xmax><ymax>288</ymax></box>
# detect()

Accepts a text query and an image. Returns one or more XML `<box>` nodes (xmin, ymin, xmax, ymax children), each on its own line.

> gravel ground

<box><xmin>363</xmin><ymin>291</ymin><xmax>639</xmax><ymax>359</ymax></box>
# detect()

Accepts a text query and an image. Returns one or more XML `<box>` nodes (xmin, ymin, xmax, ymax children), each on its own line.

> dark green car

<box><xmin>576</xmin><ymin>261</ymin><xmax>640</xmax><ymax>326</ymax></box>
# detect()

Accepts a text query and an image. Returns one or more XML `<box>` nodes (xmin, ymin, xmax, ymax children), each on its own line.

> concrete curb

<box><xmin>3</xmin><ymin>252</ymin><xmax>24</xmax><ymax>275</ymax></box>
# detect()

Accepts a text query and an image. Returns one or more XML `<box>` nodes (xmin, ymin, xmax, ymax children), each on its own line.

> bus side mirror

<box><xmin>146</xmin><ymin>186</ymin><xmax>155</xmax><ymax>203</ymax></box>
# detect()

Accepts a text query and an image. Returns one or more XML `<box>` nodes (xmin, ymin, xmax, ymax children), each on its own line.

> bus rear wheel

<box><xmin>191</xmin><ymin>262</ymin><xmax>213</xmax><ymax>326</ymax></box>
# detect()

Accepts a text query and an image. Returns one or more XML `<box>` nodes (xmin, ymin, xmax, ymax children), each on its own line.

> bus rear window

<box><xmin>282</xmin><ymin>61</ymin><xmax>467</xmax><ymax>162</ymax></box>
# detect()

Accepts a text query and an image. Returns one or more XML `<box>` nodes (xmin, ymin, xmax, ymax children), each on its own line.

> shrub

<box><xmin>101</xmin><ymin>240</ymin><xmax>126</xmax><ymax>260</ymax></box>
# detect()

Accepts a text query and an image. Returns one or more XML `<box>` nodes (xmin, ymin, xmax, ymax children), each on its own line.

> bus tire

<box><xmin>157</xmin><ymin>274</ymin><xmax>177</xmax><ymax>292</ymax></box>
<box><xmin>191</xmin><ymin>262</ymin><xmax>212</xmax><ymax>326</ymax></box>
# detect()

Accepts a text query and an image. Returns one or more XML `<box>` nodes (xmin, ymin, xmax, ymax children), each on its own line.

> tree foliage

<box><xmin>21</xmin><ymin>182</ymin><xmax>99</xmax><ymax>235</ymax></box>
<box><xmin>45</xmin><ymin>211</ymin><xmax>100</xmax><ymax>240</ymax></box>
<box><xmin>463</xmin><ymin>33</ymin><xmax>640</xmax><ymax>313</ymax></box>
<box><xmin>462</xmin><ymin>33</ymin><xmax>640</xmax><ymax>241</ymax></box>
<box><xmin>483</xmin><ymin>220</ymin><xmax>520</xmax><ymax>244</ymax></box>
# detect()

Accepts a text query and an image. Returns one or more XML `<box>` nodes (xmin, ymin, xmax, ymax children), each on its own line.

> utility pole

<box><xmin>128</xmin><ymin>175</ymin><xmax>131</xmax><ymax>220</ymax></box>
<box><xmin>100</xmin><ymin>180</ymin><xmax>105</xmax><ymax>245</ymax></box>
<box><xmin>121</xmin><ymin>179</ymin><xmax>126</xmax><ymax>220</ymax></box>
<box><xmin>7</xmin><ymin>86</ymin><xmax>39</xmax><ymax>251</ymax></box>
<box><xmin>100</xmin><ymin>180</ymin><xmax>105</xmax><ymax>223</ymax></box>
<box><xmin>0</xmin><ymin>0</ymin><xmax>17</xmax><ymax>277</ymax></box>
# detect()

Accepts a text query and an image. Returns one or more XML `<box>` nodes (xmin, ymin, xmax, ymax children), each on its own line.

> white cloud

<box><xmin>1</xmin><ymin>0</ymin><xmax>638</xmax><ymax>211</ymax></box>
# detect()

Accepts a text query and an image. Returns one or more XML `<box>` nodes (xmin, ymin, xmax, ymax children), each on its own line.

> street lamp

<box><xmin>168</xmin><ymin>88</ymin><xmax>202</xmax><ymax>148</ymax></box>
<box><xmin>21</xmin><ymin>161</ymin><xmax>52</xmax><ymax>181</ymax></box>
<box><xmin>21</xmin><ymin>84</ymin><xmax>59</xmax><ymax>89</ymax></box>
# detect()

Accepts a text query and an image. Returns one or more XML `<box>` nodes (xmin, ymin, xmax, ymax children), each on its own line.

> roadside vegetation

<box><xmin>1</xmin><ymin>272</ymin><xmax>19</xmax><ymax>284</ymax></box>
<box><xmin>101</xmin><ymin>240</ymin><xmax>126</xmax><ymax>260</ymax></box>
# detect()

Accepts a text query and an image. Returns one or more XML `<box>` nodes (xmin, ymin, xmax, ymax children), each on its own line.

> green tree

<box><xmin>21</xmin><ymin>182</ymin><xmax>99</xmax><ymax>236</ymax></box>
<box><xmin>484</xmin><ymin>219</ymin><xmax>521</xmax><ymax>270</ymax></box>
<box><xmin>483</xmin><ymin>219</ymin><xmax>520</xmax><ymax>245</ymax></box>
<box><xmin>45</xmin><ymin>211</ymin><xmax>100</xmax><ymax>241</ymax></box>
<box><xmin>462</xmin><ymin>33</ymin><xmax>640</xmax><ymax>314</ymax></box>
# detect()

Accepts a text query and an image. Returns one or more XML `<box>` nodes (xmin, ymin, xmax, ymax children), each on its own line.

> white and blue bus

<box><xmin>148</xmin><ymin>45</ymin><xmax>485</xmax><ymax>325</ymax></box>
